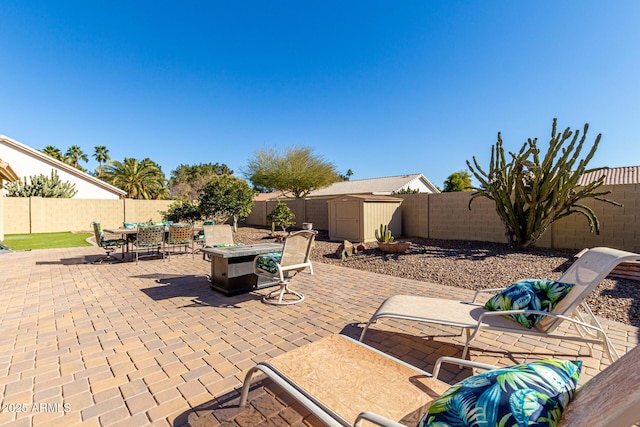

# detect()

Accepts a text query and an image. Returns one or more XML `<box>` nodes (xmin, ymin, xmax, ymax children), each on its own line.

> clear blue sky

<box><xmin>2</xmin><ymin>1</ymin><xmax>638</xmax><ymax>189</ymax></box>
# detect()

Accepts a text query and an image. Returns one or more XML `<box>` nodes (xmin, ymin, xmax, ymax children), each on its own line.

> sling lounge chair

<box><xmin>200</xmin><ymin>224</ymin><xmax>235</xmax><ymax>261</ymax></box>
<box><xmin>240</xmin><ymin>334</ymin><xmax>640</xmax><ymax>427</ymax></box>
<box><xmin>359</xmin><ymin>246</ymin><xmax>640</xmax><ymax>362</ymax></box>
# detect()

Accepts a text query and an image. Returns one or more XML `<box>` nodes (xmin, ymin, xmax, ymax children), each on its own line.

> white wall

<box><xmin>0</xmin><ymin>140</ymin><xmax>121</xmax><ymax>200</ymax></box>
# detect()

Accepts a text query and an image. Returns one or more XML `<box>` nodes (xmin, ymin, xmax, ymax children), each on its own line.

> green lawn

<box><xmin>3</xmin><ymin>232</ymin><xmax>93</xmax><ymax>250</ymax></box>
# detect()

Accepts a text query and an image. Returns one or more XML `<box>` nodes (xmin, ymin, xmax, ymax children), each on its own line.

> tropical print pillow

<box><xmin>419</xmin><ymin>359</ymin><xmax>581</xmax><ymax>427</ymax></box>
<box><xmin>484</xmin><ymin>279</ymin><xmax>574</xmax><ymax>329</ymax></box>
<box><xmin>255</xmin><ymin>252</ymin><xmax>283</xmax><ymax>274</ymax></box>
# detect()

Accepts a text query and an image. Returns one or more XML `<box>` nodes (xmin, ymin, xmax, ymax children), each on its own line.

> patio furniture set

<box><xmin>93</xmin><ymin>223</ymin><xmax>640</xmax><ymax>425</ymax></box>
<box><xmin>92</xmin><ymin>221</ymin><xmax>199</xmax><ymax>263</ymax></box>
<box><xmin>238</xmin><ymin>246</ymin><xmax>640</xmax><ymax>427</ymax></box>
<box><xmin>93</xmin><ymin>221</ymin><xmax>319</xmax><ymax>304</ymax></box>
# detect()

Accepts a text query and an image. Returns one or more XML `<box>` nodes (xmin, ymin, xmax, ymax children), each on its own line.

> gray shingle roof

<box><xmin>307</xmin><ymin>173</ymin><xmax>439</xmax><ymax>197</ymax></box>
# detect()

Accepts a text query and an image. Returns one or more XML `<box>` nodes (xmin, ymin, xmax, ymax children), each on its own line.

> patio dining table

<box><xmin>104</xmin><ymin>226</ymin><xmax>204</xmax><ymax>260</ymax></box>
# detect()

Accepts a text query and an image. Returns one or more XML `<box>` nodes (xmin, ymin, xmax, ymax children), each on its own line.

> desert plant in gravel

<box><xmin>467</xmin><ymin>118</ymin><xmax>621</xmax><ymax>250</ymax></box>
<box><xmin>267</xmin><ymin>201</ymin><xmax>295</xmax><ymax>232</ymax></box>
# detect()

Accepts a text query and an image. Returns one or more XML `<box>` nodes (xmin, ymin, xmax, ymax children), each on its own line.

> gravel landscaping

<box><xmin>234</xmin><ymin>226</ymin><xmax>640</xmax><ymax>327</ymax></box>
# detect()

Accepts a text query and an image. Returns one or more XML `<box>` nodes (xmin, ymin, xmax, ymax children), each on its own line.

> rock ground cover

<box><xmin>234</xmin><ymin>226</ymin><xmax>640</xmax><ymax>327</ymax></box>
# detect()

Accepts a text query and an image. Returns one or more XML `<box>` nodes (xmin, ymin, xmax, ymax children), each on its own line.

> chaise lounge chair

<box><xmin>240</xmin><ymin>334</ymin><xmax>640</xmax><ymax>427</ymax></box>
<box><xmin>359</xmin><ymin>246</ymin><xmax>640</xmax><ymax>362</ymax></box>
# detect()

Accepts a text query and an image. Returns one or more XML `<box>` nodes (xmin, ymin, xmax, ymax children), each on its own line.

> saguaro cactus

<box><xmin>467</xmin><ymin>118</ymin><xmax>621</xmax><ymax>250</ymax></box>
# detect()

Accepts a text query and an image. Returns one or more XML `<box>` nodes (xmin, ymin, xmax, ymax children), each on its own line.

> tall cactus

<box><xmin>467</xmin><ymin>118</ymin><xmax>621</xmax><ymax>249</ymax></box>
<box><xmin>4</xmin><ymin>170</ymin><xmax>77</xmax><ymax>198</ymax></box>
<box><xmin>375</xmin><ymin>224</ymin><xmax>394</xmax><ymax>243</ymax></box>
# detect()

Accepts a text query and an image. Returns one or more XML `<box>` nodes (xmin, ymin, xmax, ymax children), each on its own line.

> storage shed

<box><xmin>328</xmin><ymin>194</ymin><xmax>403</xmax><ymax>242</ymax></box>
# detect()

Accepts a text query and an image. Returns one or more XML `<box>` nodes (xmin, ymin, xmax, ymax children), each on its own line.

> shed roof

<box><xmin>577</xmin><ymin>166</ymin><xmax>640</xmax><ymax>186</ymax></box>
<box><xmin>329</xmin><ymin>194</ymin><xmax>403</xmax><ymax>202</ymax></box>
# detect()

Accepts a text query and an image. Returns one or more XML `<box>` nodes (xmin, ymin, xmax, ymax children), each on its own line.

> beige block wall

<box><xmin>124</xmin><ymin>199</ymin><xmax>173</xmax><ymax>225</ymax></box>
<box><xmin>6</xmin><ymin>185</ymin><xmax>638</xmax><ymax>253</ymax></box>
<box><xmin>3</xmin><ymin>198</ymin><xmax>172</xmax><ymax>234</ymax></box>
<box><xmin>429</xmin><ymin>192</ymin><xmax>507</xmax><ymax>243</ymax></box>
<box><xmin>398</xmin><ymin>193</ymin><xmax>429</xmax><ymax>238</ymax></box>
<box><xmin>4</xmin><ymin>197</ymin><xmax>32</xmax><ymax>234</ymax></box>
<box><xmin>245</xmin><ymin>201</ymin><xmax>267</xmax><ymax>227</ymax></box>
<box><xmin>550</xmin><ymin>184</ymin><xmax>639</xmax><ymax>253</ymax></box>
<box><xmin>305</xmin><ymin>198</ymin><xmax>331</xmax><ymax>230</ymax></box>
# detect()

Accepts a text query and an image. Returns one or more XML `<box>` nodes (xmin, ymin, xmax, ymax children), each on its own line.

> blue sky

<box><xmin>1</xmin><ymin>1</ymin><xmax>639</xmax><ymax>189</ymax></box>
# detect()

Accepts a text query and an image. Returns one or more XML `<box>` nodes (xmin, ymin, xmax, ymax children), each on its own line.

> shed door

<box><xmin>335</xmin><ymin>200</ymin><xmax>360</xmax><ymax>241</ymax></box>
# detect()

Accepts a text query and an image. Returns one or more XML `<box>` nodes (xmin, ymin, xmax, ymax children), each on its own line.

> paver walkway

<box><xmin>0</xmin><ymin>246</ymin><xmax>637</xmax><ymax>426</ymax></box>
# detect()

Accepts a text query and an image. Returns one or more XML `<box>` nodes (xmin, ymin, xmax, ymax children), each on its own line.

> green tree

<box><xmin>467</xmin><ymin>118</ymin><xmax>621</xmax><ymax>250</ymax></box>
<box><xmin>198</xmin><ymin>175</ymin><xmax>255</xmax><ymax>230</ymax></box>
<box><xmin>65</xmin><ymin>145</ymin><xmax>88</xmax><ymax>170</ymax></box>
<box><xmin>4</xmin><ymin>170</ymin><xmax>77</xmax><ymax>198</ymax></box>
<box><xmin>105</xmin><ymin>157</ymin><xmax>167</xmax><ymax>199</ymax></box>
<box><xmin>339</xmin><ymin>169</ymin><xmax>354</xmax><ymax>181</ymax></box>
<box><xmin>245</xmin><ymin>146</ymin><xmax>341</xmax><ymax>199</ymax></box>
<box><xmin>41</xmin><ymin>145</ymin><xmax>64</xmax><ymax>161</ymax></box>
<box><xmin>169</xmin><ymin>163</ymin><xmax>234</xmax><ymax>199</ymax></box>
<box><xmin>391</xmin><ymin>187</ymin><xmax>420</xmax><ymax>195</ymax></box>
<box><xmin>442</xmin><ymin>170</ymin><xmax>473</xmax><ymax>192</ymax></box>
<box><xmin>161</xmin><ymin>200</ymin><xmax>201</xmax><ymax>223</ymax></box>
<box><xmin>267</xmin><ymin>201</ymin><xmax>296</xmax><ymax>232</ymax></box>
<box><xmin>93</xmin><ymin>145</ymin><xmax>110</xmax><ymax>176</ymax></box>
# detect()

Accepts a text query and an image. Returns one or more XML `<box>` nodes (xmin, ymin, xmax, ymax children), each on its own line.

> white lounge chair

<box><xmin>359</xmin><ymin>246</ymin><xmax>640</xmax><ymax>362</ymax></box>
<box><xmin>239</xmin><ymin>334</ymin><xmax>640</xmax><ymax>427</ymax></box>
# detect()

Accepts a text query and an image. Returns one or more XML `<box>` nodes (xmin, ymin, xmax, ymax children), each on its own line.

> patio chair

<box><xmin>201</xmin><ymin>224</ymin><xmax>235</xmax><ymax>260</ymax></box>
<box><xmin>165</xmin><ymin>223</ymin><xmax>195</xmax><ymax>260</ymax></box>
<box><xmin>359</xmin><ymin>246</ymin><xmax>640</xmax><ymax>362</ymax></box>
<box><xmin>253</xmin><ymin>230</ymin><xmax>317</xmax><ymax>305</ymax></box>
<box><xmin>239</xmin><ymin>334</ymin><xmax>640</xmax><ymax>427</ymax></box>
<box><xmin>91</xmin><ymin>221</ymin><xmax>125</xmax><ymax>264</ymax></box>
<box><xmin>132</xmin><ymin>224</ymin><xmax>165</xmax><ymax>263</ymax></box>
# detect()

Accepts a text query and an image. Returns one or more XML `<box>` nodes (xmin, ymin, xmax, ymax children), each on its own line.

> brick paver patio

<box><xmin>0</xmin><ymin>246</ymin><xmax>638</xmax><ymax>426</ymax></box>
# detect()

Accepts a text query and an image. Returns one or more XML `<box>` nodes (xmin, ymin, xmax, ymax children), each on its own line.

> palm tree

<box><xmin>41</xmin><ymin>145</ymin><xmax>64</xmax><ymax>161</ymax></box>
<box><xmin>65</xmin><ymin>145</ymin><xmax>88</xmax><ymax>169</ymax></box>
<box><xmin>105</xmin><ymin>158</ymin><xmax>167</xmax><ymax>199</ymax></box>
<box><xmin>93</xmin><ymin>145</ymin><xmax>110</xmax><ymax>176</ymax></box>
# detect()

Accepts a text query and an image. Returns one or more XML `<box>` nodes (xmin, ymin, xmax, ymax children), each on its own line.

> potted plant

<box><xmin>375</xmin><ymin>224</ymin><xmax>410</xmax><ymax>253</ymax></box>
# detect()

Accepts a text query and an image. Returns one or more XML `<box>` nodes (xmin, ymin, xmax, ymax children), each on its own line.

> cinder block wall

<box><xmin>4</xmin><ymin>198</ymin><xmax>172</xmax><ymax>234</ymax></box>
<box><xmin>7</xmin><ymin>184</ymin><xmax>639</xmax><ymax>253</ymax></box>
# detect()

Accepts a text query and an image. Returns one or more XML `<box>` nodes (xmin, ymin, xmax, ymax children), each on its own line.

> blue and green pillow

<box><xmin>419</xmin><ymin>359</ymin><xmax>581</xmax><ymax>427</ymax></box>
<box><xmin>484</xmin><ymin>279</ymin><xmax>574</xmax><ymax>329</ymax></box>
<box><xmin>255</xmin><ymin>252</ymin><xmax>283</xmax><ymax>274</ymax></box>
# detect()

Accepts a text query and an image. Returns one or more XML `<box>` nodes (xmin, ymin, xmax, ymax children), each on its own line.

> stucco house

<box><xmin>0</xmin><ymin>135</ymin><xmax>125</xmax><ymax>199</ymax></box>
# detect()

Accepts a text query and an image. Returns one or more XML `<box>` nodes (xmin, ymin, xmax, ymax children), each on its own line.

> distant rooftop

<box><xmin>578</xmin><ymin>166</ymin><xmax>640</xmax><ymax>186</ymax></box>
<box><xmin>307</xmin><ymin>173</ymin><xmax>440</xmax><ymax>198</ymax></box>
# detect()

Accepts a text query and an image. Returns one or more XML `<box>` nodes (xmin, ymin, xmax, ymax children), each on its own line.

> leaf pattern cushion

<box><xmin>484</xmin><ymin>279</ymin><xmax>574</xmax><ymax>329</ymax></box>
<box><xmin>255</xmin><ymin>252</ymin><xmax>283</xmax><ymax>274</ymax></box>
<box><xmin>419</xmin><ymin>359</ymin><xmax>581</xmax><ymax>427</ymax></box>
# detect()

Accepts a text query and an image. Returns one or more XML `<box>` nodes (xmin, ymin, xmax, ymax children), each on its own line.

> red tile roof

<box><xmin>577</xmin><ymin>166</ymin><xmax>640</xmax><ymax>186</ymax></box>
